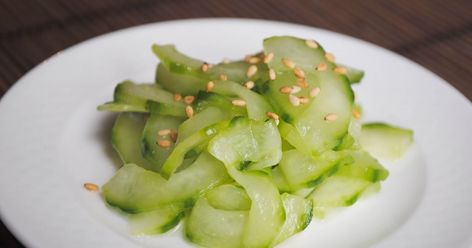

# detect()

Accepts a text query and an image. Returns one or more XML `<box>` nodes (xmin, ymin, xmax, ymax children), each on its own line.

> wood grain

<box><xmin>0</xmin><ymin>0</ymin><xmax>471</xmax><ymax>247</ymax></box>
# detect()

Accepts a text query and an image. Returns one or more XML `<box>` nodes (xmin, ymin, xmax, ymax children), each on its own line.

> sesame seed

<box><xmin>334</xmin><ymin>67</ymin><xmax>347</xmax><ymax>75</ymax></box>
<box><xmin>170</xmin><ymin>131</ymin><xmax>178</xmax><ymax>142</ymax></box>
<box><xmin>84</xmin><ymin>183</ymin><xmax>99</xmax><ymax>192</ymax></box>
<box><xmin>316</xmin><ymin>62</ymin><xmax>327</xmax><ymax>71</ymax></box>
<box><xmin>174</xmin><ymin>93</ymin><xmax>182</xmax><ymax>101</ymax></box>
<box><xmin>291</xmin><ymin>85</ymin><xmax>301</xmax><ymax>94</ymax></box>
<box><xmin>289</xmin><ymin>94</ymin><xmax>301</xmax><ymax>106</ymax></box>
<box><xmin>244</xmin><ymin>81</ymin><xmax>255</xmax><ymax>89</ymax></box>
<box><xmin>201</xmin><ymin>62</ymin><xmax>210</xmax><ymax>72</ymax></box>
<box><xmin>305</xmin><ymin>39</ymin><xmax>319</xmax><ymax>48</ymax></box>
<box><xmin>299</xmin><ymin>97</ymin><xmax>309</xmax><ymax>104</ymax></box>
<box><xmin>158</xmin><ymin>129</ymin><xmax>172</xmax><ymax>136</ymax></box>
<box><xmin>185</xmin><ymin>106</ymin><xmax>194</xmax><ymax>118</ymax></box>
<box><xmin>293</xmin><ymin>68</ymin><xmax>305</xmax><ymax>78</ymax></box>
<box><xmin>325</xmin><ymin>53</ymin><xmax>336</xmax><ymax>62</ymax></box>
<box><xmin>157</xmin><ymin>140</ymin><xmax>171</xmax><ymax>148</ymax></box>
<box><xmin>232</xmin><ymin>99</ymin><xmax>246</xmax><ymax>106</ymax></box>
<box><xmin>264</xmin><ymin>52</ymin><xmax>274</xmax><ymax>63</ymax></box>
<box><xmin>352</xmin><ymin>109</ymin><xmax>361</xmax><ymax>119</ymax></box>
<box><xmin>246</xmin><ymin>56</ymin><xmax>261</xmax><ymax>64</ymax></box>
<box><xmin>219</xmin><ymin>74</ymin><xmax>228</xmax><ymax>80</ymax></box>
<box><xmin>266</xmin><ymin>111</ymin><xmax>279</xmax><ymax>120</ymax></box>
<box><xmin>282</xmin><ymin>58</ymin><xmax>295</xmax><ymax>69</ymax></box>
<box><xmin>269</xmin><ymin>69</ymin><xmax>276</xmax><ymax>80</ymax></box>
<box><xmin>310</xmin><ymin>87</ymin><xmax>321</xmax><ymax>97</ymax></box>
<box><xmin>279</xmin><ymin>86</ymin><xmax>292</xmax><ymax>94</ymax></box>
<box><xmin>324</xmin><ymin>113</ymin><xmax>338</xmax><ymax>121</ymax></box>
<box><xmin>297</xmin><ymin>78</ymin><xmax>309</xmax><ymax>88</ymax></box>
<box><xmin>206</xmin><ymin>81</ymin><xmax>215</xmax><ymax>92</ymax></box>
<box><xmin>247</xmin><ymin>65</ymin><xmax>258</xmax><ymax>78</ymax></box>
<box><xmin>184</xmin><ymin>95</ymin><xmax>195</xmax><ymax>104</ymax></box>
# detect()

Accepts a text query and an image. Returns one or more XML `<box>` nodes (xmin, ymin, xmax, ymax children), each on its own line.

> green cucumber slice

<box><xmin>97</xmin><ymin>102</ymin><xmax>147</xmax><ymax>113</ymax></box>
<box><xmin>145</xmin><ymin>101</ymin><xmax>186</xmax><ymax>117</ymax></box>
<box><xmin>177</xmin><ymin>106</ymin><xmax>231</xmax><ymax>143</ymax></box>
<box><xmin>339</xmin><ymin>64</ymin><xmax>364</xmax><ymax>84</ymax></box>
<box><xmin>360</xmin><ymin>122</ymin><xmax>413</xmax><ymax>160</ymax></box>
<box><xmin>155</xmin><ymin>63</ymin><xmax>207</xmax><ymax>95</ymax></box>
<box><xmin>102</xmin><ymin>152</ymin><xmax>229</xmax><ymax>213</ymax></box>
<box><xmin>206</xmin><ymin>184</ymin><xmax>251</xmax><ymax>211</ymax></box>
<box><xmin>186</xmin><ymin>197</ymin><xmax>247</xmax><ymax>248</ymax></box>
<box><xmin>128</xmin><ymin>203</ymin><xmax>185</xmax><ymax>235</ymax></box>
<box><xmin>141</xmin><ymin>114</ymin><xmax>184</xmax><ymax>170</ymax></box>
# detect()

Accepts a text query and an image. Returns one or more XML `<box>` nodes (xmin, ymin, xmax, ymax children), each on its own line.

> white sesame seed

<box><xmin>185</xmin><ymin>106</ymin><xmax>194</xmax><ymax>118</ymax></box>
<box><xmin>297</xmin><ymin>78</ymin><xmax>309</xmax><ymax>88</ymax></box>
<box><xmin>316</xmin><ymin>62</ymin><xmax>327</xmax><ymax>71</ymax></box>
<box><xmin>352</xmin><ymin>109</ymin><xmax>361</xmax><ymax>119</ymax></box>
<box><xmin>206</xmin><ymin>81</ymin><xmax>215</xmax><ymax>92</ymax></box>
<box><xmin>289</xmin><ymin>94</ymin><xmax>301</xmax><ymax>106</ymax></box>
<box><xmin>325</xmin><ymin>53</ymin><xmax>336</xmax><ymax>62</ymax></box>
<box><xmin>282</xmin><ymin>58</ymin><xmax>295</xmax><ymax>69</ymax></box>
<box><xmin>84</xmin><ymin>183</ymin><xmax>99</xmax><ymax>192</ymax></box>
<box><xmin>334</xmin><ymin>67</ymin><xmax>347</xmax><ymax>75</ymax></box>
<box><xmin>247</xmin><ymin>65</ymin><xmax>258</xmax><ymax>78</ymax></box>
<box><xmin>174</xmin><ymin>93</ymin><xmax>182</xmax><ymax>101</ymax></box>
<box><xmin>219</xmin><ymin>74</ymin><xmax>228</xmax><ymax>80</ymax></box>
<box><xmin>158</xmin><ymin>129</ymin><xmax>172</xmax><ymax>136</ymax></box>
<box><xmin>291</xmin><ymin>85</ymin><xmax>301</xmax><ymax>94</ymax></box>
<box><xmin>299</xmin><ymin>97</ymin><xmax>309</xmax><ymax>104</ymax></box>
<box><xmin>293</xmin><ymin>68</ymin><xmax>305</xmax><ymax>78</ymax></box>
<box><xmin>184</xmin><ymin>95</ymin><xmax>195</xmax><ymax>104</ymax></box>
<box><xmin>324</xmin><ymin>113</ymin><xmax>338</xmax><ymax>121</ymax></box>
<box><xmin>244</xmin><ymin>81</ymin><xmax>255</xmax><ymax>89</ymax></box>
<box><xmin>201</xmin><ymin>62</ymin><xmax>210</xmax><ymax>72</ymax></box>
<box><xmin>310</xmin><ymin>87</ymin><xmax>321</xmax><ymax>97</ymax></box>
<box><xmin>232</xmin><ymin>99</ymin><xmax>246</xmax><ymax>106</ymax></box>
<box><xmin>264</xmin><ymin>52</ymin><xmax>274</xmax><ymax>63</ymax></box>
<box><xmin>305</xmin><ymin>39</ymin><xmax>319</xmax><ymax>48</ymax></box>
<box><xmin>266</xmin><ymin>111</ymin><xmax>279</xmax><ymax>120</ymax></box>
<box><xmin>157</xmin><ymin>140</ymin><xmax>172</xmax><ymax>148</ymax></box>
<box><xmin>246</xmin><ymin>56</ymin><xmax>261</xmax><ymax>64</ymax></box>
<box><xmin>269</xmin><ymin>68</ymin><xmax>276</xmax><ymax>80</ymax></box>
<box><xmin>279</xmin><ymin>86</ymin><xmax>292</xmax><ymax>94</ymax></box>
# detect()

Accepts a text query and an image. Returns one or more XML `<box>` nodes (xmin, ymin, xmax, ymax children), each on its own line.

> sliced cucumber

<box><xmin>128</xmin><ymin>203</ymin><xmax>185</xmax><ymax>235</ymax></box>
<box><xmin>152</xmin><ymin>44</ymin><xmax>204</xmax><ymax>75</ymax></box>
<box><xmin>186</xmin><ymin>197</ymin><xmax>247</xmax><ymax>248</ymax></box>
<box><xmin>271</xmin><ymin>193</ymin><xmax>313</xmax><ymax>246</ymax></box>
<box><xmin>146</xmin><ymin>101</ymin><xmax>186</xmax><ymax>117</ymax></box>
<box><xmin>271</xmin><ymin>166</ymin><xmax>292</xmax><ymax>193</ymax></box>
<box><xmin>195</xmin><ymin>91</ymin><xmax>246</xmax><ymax>116</ymax></box>
<box><xmin>206</xmin><ymin>184</ymin><xmax>251</xmax><ymax>211</ymax></box>
<box><xmin>111</xmin><ymin>113</ymin><xmax>153</xmax><ymax>170</ymax></box>
<box><xmin>97</xmin><ymin>102</ymin><xmax>147</xmax><ymax>113</ymax></box>
<box><xmin>360</xmin><ymin>122</ymin><xmax>413</xmax><ymax>160</ymax></box>
<box><xmin>339</xmin><ymin>64</ymin><xmax>364</xmax><ymax>84</ymax></box>
<box><xmin>208</xmin><ymin>117</ymin><xmax>282</xmax><ymax>170</ymax></box>
<box><xmin>102</xmin><ymin>152</ymin><xmax>230</xmax><ymax>213</ymax></box>
<box><xmin>155</xmin><ymin>63</ymin><xmax>207</xmax><ymax>95</ymax></box>
<box><xmin>141</xmin><ymin>114</ymin><xmax>184</xmax><ymax>170</ymax></box>
<box><xmin>177</xmin><ymin>106</ymin><xmax>231</xmax><ymax>143</ymax></box>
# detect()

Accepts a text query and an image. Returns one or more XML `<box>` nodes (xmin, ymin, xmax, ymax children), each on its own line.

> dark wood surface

<box><xmin>0</xmin><ymin>0</ymin><xmax>471</xmax><ymax>247</ymax></box>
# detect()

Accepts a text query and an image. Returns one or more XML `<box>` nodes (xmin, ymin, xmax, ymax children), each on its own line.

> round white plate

<box><xmin>0</xmin><ymin>18</ymin><xmax>471</xmax><ymax>248</ymax></box>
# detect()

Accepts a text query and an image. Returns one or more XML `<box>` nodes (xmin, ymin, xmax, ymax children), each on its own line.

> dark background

<box><xmin>0</xmin><ymin>0</ymin><xmax>471</xmax><ymax>247</ymax></box>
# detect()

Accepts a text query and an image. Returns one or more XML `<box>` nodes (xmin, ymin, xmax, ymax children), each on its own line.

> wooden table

<box><xmin>0</xmin><ymin>0</ymin><xmax>470</xmax><ymax>247</ymax></box>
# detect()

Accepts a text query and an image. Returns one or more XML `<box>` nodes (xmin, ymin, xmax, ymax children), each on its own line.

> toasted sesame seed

<box><xmin>244</xmin><ymin>81</ymin><xmax>255</xmax><ymax>89</ymax></box>
<box><xmin>184</xmin><ymin>95</ymin><xmax>195</xmax><ymax>104</ymax></box>
<box><xmin>334</xmin><ymin>67</ymin><xmax>347</xmax><ymax>75</ymax></box>
<box><xmin>201</xmin><ymin>62</ymin><xmax>210</xmax><ymax>72</ymax></box>
<box><xmin>352</xmin><ymin>109</ymin><xmax>361</xmax><ymax>119</ymax></box>
<box><xmin>174</xmin><ymin>93</ymin><xmax>182</xmax><ymax>101</ymax></box>
<box><xmin>264</xmin><ymin>52</ymin><xmax>274</xmax><ymax>63</ymax></box>
<box><xmin>310</xmin><ymin>87</ymin><xmax>321</xmax><ymax>97</ymax></box>
<box><xmin>232</xmin><ymin>99</ymin><xmax>246</xmax><ymax>106</ymax></box>
<box><xmin>84</xmin><ymin>183</ymin><xmax>99</xmax><ymax>192</ymax></box>
<box><xmin>289</xmin><ymin>94</ymin><xmax>301</xmax><ymax>106</ymax></box>
<box><xmin>299</xmin><ymin>97</ymin><xmax>309</xmax><ymax>104</ymax></box>
<box><xmin>282</xmin><ymin>58</ymin><xmax>295</xmax><ymax>69</ymax></box>
<box><xmin>324</xmin><ymin>113</ymin><xmax>338</xmax><ymax>121</ymax></box>
<box><xmin>219</xmin><ymin>74</ymin><xmax>228</xmax><ymax>80</ymax></box>
<box><xmin>291</xmin><ymin>85</ymin><xmax>301</xmax><ymax>94</ymax></box>
<box><xmin>247</xmin><ymin>65</ymin><xmax>258</xmax><ymax>78</ymax></box>
<box><xmin>279</xmin><ymin>86</ymin><xmax>292</xmax><ymax>94</ymax></box>
<box><xmin>266</xmin><ymin>111</ymin><xmax>279</xmax><ymax>120</ymax></box>
<box><xmin>246</xmin><ymin>56</ymin><xmax>261</xmax><ymax>64</ymax></box>
<box><xmin>157</xmin><ymin>140</ymin><xmax>172</xmax><ymax>148</ymax></box>
<box><xmin>305</xmin><ymin>39</ymin><xmax>319</xmax><ymax>48</ymax></box>
<box><xmin>293</xmin><ymin>68</ymin><xmax>305</xmax><ymax>78</ymax></box>
<box><xmin>269</xmin><ymin>69</ymin><xmax>276</xmax><ymax>80</ymax></box>
<box><xmin>170</xmin><ymin>131</ymin><xmax>178</xmax><ymax>142</ymax></box>
<box><xmin>206</xmin><ymin>81</ymin><xmax>215</xmax><ymax>92</ymax></box>
<box><xmin>185</xmin><ymin>106</ymin><xmax>194</xmax><ymax>118</ymax></box>
<box><xmin>316</xmin><ymin>62</ymin><xmax>327</xmax><ymax>71</ymax></box>
<box><xmin>325</xmin><ymin>53</ymin><xmax>336</xmax><ymax>62</ymax></box>
<box><xmin>297</xmin><ymin>78</ymin><xmax>309</xmax><ymax>88</ymax></box>
<box><xmin>158</xmin><ymin>129</ymin><xmax>172</xmax><ymax>136</ymax></box>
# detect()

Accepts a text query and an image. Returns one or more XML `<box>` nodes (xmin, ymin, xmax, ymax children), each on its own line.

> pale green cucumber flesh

<box><xmin>360</xmin><ymin>122</ymin><xmax>413</xmax><ymax>160</ymax></box>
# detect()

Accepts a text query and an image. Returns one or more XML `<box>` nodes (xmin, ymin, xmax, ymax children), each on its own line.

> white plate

<box><xmin>0</xmin><ymin>18</ymin><xmax>471</xmax><ymax>248</ymax></box>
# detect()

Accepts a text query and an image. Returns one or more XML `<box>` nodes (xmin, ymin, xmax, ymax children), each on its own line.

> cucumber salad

<box><xmin>96</xmin><ymin>36</ymin><xmax>413</xmax><ymax>248</ymax></box>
